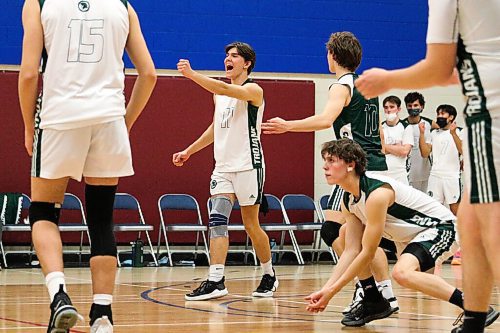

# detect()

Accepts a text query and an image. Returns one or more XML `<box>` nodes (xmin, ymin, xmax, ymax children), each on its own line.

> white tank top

<box><xmin>39</xmin><ymin>0</ymin><xmax>129</xmax><ymax>130</ymax></box>
<box><xmin>213</xmin><ymin>83</ymin><xmax>265</xmax><ymax>172</ymax></box>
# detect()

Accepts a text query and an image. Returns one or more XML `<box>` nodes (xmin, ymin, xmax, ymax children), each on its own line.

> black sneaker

<box><xmin>47</xmin><ymin>285</ymin><xmax>81</xmax><ymax>333</ymax></box>
<box><xmin>342</xmin><ymin>282</ymin><xmax>363</xmax><ymax>315</ymax></box>
<box><xmin>452</xmin><ymin>306</ymin><xmax>500</xmax><ymax>332</ymax></box>
<box><xmin>185</xmin><ymin>277</ymin><xmax>228</xmax><ymax>301</ymax></box>
<box><xmin>341</xmin><ymin>296</ymin><xmax>397</xmax><ymax>327</ymax></box>
<box><xmin>252</xmin><ymin>269</ymin><xmax>279</xmax><ymax>297</ymax></box>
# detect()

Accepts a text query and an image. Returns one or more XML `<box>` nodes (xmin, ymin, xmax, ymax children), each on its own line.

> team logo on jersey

<box><xmin>78</xmin><ymin>1</ymin><xmax>90</xmax><ymax>12</ymax></box>
<box><xmin>427</xmin><ymin>191</ymin><xmax>433</xmax><ymax>197</ymax></box>
<box><xmin>210</xmin><ymin>179</ymin><xmax>217</xmax><ymax>190</ymax></box>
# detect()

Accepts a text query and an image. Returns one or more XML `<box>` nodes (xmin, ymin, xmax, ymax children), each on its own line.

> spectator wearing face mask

<box><xmin>402</xmin><ymin>92</ymin><xmax>433</xmax><ymax>192</ymax></box>
<box><xmin>381</xmin><ymin>96</ymin><xmax>413</xmax><ymax>185</ymax></box>
<box><xmin>419</xmin><ymin>104</ymin><xmax>463</xmax><ymax>215</ymax></box>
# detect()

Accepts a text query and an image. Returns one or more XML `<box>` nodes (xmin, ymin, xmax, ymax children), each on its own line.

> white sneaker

<box><xmin>91</xmin><ymin>316</ymin><xmax>113</xmax><ymax>333</ymax></box>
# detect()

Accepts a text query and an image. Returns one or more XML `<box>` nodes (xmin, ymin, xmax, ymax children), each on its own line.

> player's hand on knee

<box><xmin>172</xmin><ymin>150</ymin><xmax>190</xmax><ymax>166</ymax></box>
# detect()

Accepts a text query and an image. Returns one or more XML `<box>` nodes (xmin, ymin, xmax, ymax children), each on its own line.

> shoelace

<box><xmin>453</xmin><ymin>312</ymin><xmax>464</xmax><ymax>327</ymax></box>
<box><xmin>193</xmin><ymin>280</ymin><xmax>211</xmax><ymax>293</ymax></box>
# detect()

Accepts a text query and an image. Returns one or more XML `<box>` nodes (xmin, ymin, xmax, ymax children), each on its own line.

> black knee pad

<box><xmin>85</xmin><ymin>184</ymin><xmax>118</xmax><ymax>258</ymax></box>
<box><xmin>29</xmin><ymin>202</ymin><xmax>61</xmax><ymax>226</ymax></box>
<box><xmin>321</xmin><ymin>220</ymin><xmax>342</xmax><ymax>246</ymax></box>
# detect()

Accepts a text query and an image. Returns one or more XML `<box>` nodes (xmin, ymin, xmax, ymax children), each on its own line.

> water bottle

<box><xmin>131</xmin><ymin>239</ymin><xmax>144</xmax><ymax>267</ymax></box>
<box><xmin>270</xmin><ymin>238</ymin><xmax>277</xmax><ymax>264</ymax></box>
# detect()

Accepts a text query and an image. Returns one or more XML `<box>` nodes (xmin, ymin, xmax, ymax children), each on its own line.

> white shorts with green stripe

<box><xmin>210</xmin><ymin>168</ymin><xmax>265</xmax><ymax>206</ymax></box>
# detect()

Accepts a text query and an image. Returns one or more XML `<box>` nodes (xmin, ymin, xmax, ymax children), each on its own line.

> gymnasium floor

<box><xmin>0</xmin><ymin>264</ymin><xmax>498</xmax><ymax>332</ymax></box>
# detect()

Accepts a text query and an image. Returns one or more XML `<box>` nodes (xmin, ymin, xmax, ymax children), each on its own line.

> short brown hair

<box><xmin>326</xmin><ymin>32</ymin><xmax>362</xmax><ymax>72</ymax></box>
<box><xmin>225</xmin><ymin>41</ymin><xmax>256</xmax><ymax>74</ymax></box>
<box><xmin>383</xmin><ymin>95</ymin><xmax>401</xmax><ymax>108</ymax></box>
<box><xmin>321</xmin><ymin>138</ymin><xmax>367</xmax><ymax>176</ymax></box>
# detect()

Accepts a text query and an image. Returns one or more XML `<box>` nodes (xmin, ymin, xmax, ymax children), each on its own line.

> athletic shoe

<box><xmin>377</xmin><ymin>283</ymin><xmax>399</xmax><ymax>313</ymax></box>
<box><xmin>47</xmin><ymin>285</ymin><xmax>82</xmax><ymax>333</ymax></box>
<box><xmin>451</xmin><ymin>251</ymin><xmax>462</xmax><ymax>265</ymax></box>
<box><xmin>185</xmin><ymin>277</ymin><xmax>228</xmax><ymax>301</ymax></box>
<box><xmin>452</xmin><ymin>306</ymin><xmax>500</xmax><ymax>332</ymax></box>
<box><xmin>341</xmin><ymin>296</ymin><xmax>397</xmax><ymax>327</ymax></box>
<box><xmin>343</xmin><ymin>282</ymin><xmax>399</xmax><ymax>314</ymax></box>
<box><xmin>90</xmin><ymin>316</ymin><xmax>113</xmax><ymax>333</ymax></box>
<box><xmin>342</xmin><ymin>282</ymin><xmax>364</xmax><ymax>315</ymax></box>
<box><xmin>252</xmin><ymin>269</ymin><xmax>279</xmax><ymax>297</ymax></box>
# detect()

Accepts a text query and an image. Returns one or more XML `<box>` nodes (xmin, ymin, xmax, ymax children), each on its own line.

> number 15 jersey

<box><xmin>39</xmin><ymin>0</ymin><xmax>129</xmax><ymax>130</ymax></box>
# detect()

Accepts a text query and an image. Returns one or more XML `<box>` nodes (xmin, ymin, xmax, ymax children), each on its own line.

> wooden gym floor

<box><xmin>0</xmin><ymin>264</ymin><xmax>498</xmax><ymax>332</ymax></box>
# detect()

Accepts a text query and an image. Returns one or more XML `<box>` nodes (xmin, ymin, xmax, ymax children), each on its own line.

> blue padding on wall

<box><xmin>2</xmin><ymin>0</ymin><xmax>428</xmax><ymax>74</ymax></box>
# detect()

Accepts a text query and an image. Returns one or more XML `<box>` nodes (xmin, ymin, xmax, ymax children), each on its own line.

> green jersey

<box><xmin>332</xmin><ymin>73</ymin><xmax>387</xmax><ymax>171</ymax></box>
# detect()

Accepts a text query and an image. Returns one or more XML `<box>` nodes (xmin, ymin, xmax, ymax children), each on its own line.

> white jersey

<box><xmin>427</xmin><ymin>0</ymin><xmax>500</xmax><ymax>119</ymax></box>
<box><xmin>213</xmin><ymin>81</ymin><xmax>265</xmax><ymax>172</ymax></box>
<box><xmin>344</xmin><ymin>174</ymin><xmax>456</xmax><ymax>243</ymax></box>
<box><xmin>427</xmin><ymin>128</ymin><xmax>464</xmax><ymax>178</ymax></box>
<box><xmin>382</xmin><ymin>120</ymin><xmax>413</xmax><ymax>175</ymax></box>
<box><xmin>39</xmin><ymin>0</ymin><xmax>129</xmax><ymax>130</ymax></box>
<box><xmin>403</xmin><ymin>117</ymin><xmax>433</xmax><ymax>182</ymax></box>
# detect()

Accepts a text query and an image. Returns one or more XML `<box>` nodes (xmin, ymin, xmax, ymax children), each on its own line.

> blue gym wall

<box><xmin>1</xmin><ymin>0</ymin><xmax>428</xmax><ymax>74</ymax></box>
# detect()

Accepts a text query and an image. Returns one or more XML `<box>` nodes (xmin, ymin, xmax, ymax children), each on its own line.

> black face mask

<box><xmin>408</xmin><ymin>108</ymin><xmax>422</xmax><ymax>117</ymax></box>
<box><xmin>436</xmin><ymin>117</ymin><xmax>449</xmax><ymax>128</ymax></box>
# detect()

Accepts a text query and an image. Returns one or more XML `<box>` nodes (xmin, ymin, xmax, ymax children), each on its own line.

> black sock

<box><xmin>359</xmin><ymin>276</ymin><xmax>382</xmax><ymax>302</ymax></box>
<box><xmin>462</xmin><ymin>309</ymin><xmax>487</xmax><ymax>333</ymax></box>
<box><xmin>449</xmin><ymin>288</ymin><xmax>464</xmax><ymax>309</ymax></box>
<box><xmin>89</xmin><ymin>303</ymin><xmax>113</xmax><ymax>325</ymax></box>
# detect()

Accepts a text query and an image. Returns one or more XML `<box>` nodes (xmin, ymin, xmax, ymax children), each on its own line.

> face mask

<box><xmin>385</xmin><ymin>113</ymin><xmax>398</xmax><ymax>122</ymax></box>
<box><xmin>436</xmin><ymin>117</ymin><xmax>449</xmax><ymax>128</ymax></box>
<box><xmin>408</xmin><ymin>108</ymin><xmax>422</xmax><ymax>116</ymax></box>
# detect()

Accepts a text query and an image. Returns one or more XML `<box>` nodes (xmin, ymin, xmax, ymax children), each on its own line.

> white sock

<box><xmin>208</xmin><ymin>264</ymin><xmax>224</xmax><ymax>282</ymax></box>
<box><xmin>261</xmin><ymin>260</ymin><xmax>274</xmax><ymax>276</ymax></box>
<box><xmin>45</xmin><ymin>271</ymin><xmax>66</xmax><ymax>302</ymax></box>
<box><xmin>377</xmin><ymin>279</ymin><xmax>395</xmax><ymax>299</ymax></box>
<box><xmin>93</xmin><ymin>294</ymin><xmax>113</xmax><ymax>306</ymax></box>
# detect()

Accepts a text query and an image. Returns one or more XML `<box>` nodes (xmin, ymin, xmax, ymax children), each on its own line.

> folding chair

<box><xmin>1</xmin><ymin>193</ymin><xmax>31</xmax><ymax>267</ymax></box>
<box><xmin>259</xmin><ymin>194</ymin><xmax>303</xmax><ymax>264</ymax></box>
<box><xmin>114</xmin><ymin>193</ymin><xmax>158</xmax><ymax>267</ymax></box>
<box><xmin>318</xmin><ymin>194</ymin><xmax>339</xmax><ymax>264</ymax></box>
<box><xmin>281</xmin><ymin>194</ymin><xmax>324</xmax><ymax>263</ymax></box>
<box><xmin>58</xmin><ymin>193</ymin><xmax>90</xmax><ymax>263</ymax></box>
<box><xmin>207</xmin><ymin>198</ymin><xmax>257</xmax><ymax>265</ymax></box>
<box><xmin>157</xmin><ymin>194</ymin><xmax>209</xmax><ymax>266</ymax></box>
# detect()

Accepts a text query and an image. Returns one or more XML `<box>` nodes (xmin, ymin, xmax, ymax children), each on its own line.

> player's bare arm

<box><xmin>262</xmin><ymin>84</ymin><xmax>350</xmax><ymax>134</ymax></box>
<box><xmin>356</xmin><ymin>44</ymin><xmax>458</xmax><ymax>99</ymax></box>
<box><xmin>449</xmin><ymin>123</ymin><xmax>463</xmax><ymax>155</ymax></box>
<box><xmin>305</xmin><ymin>202</ymin><xmax>364</xmax><ymax>312</ymax></box>
<box><xmin>418</xmin><ymin>122</ymin><xmax>432</xmax><ymax>158</ymax></box>
<box><xmin>384</xmin><ymin>142</ymin><xmax>412</xmax><ymax>158</ymax></box>
<box><xmin>172</xmin><ymin>121</ymin><xmax>215</xmax><ymax>167</ymax></box>
<box><xmin>177</xmin><ymin>59</ymin><xmax>263</xmax><ymax>106</ymax></box>
<box><xmin>124</xmin><ymin>4</ymin><xmax>157</xmax><ymax>132</ymax></box>
<box><xmin>18</xmin><ymin>0</ymin><xmax>43</xmax><ymax>156</ymax></box>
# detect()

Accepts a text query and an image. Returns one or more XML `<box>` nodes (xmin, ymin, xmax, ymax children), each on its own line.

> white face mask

<box><xmin>385</xmin><ymin>113</ymin><xmax>398</xmax><ymax>122</ymax></box>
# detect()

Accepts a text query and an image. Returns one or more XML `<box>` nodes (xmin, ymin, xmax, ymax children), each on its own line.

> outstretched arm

<box><xmin>172</xmin><ymin>121</ymin><xmax>215</xmax><ymax>167</ymax></box>
<box><xmin>262</xmin><ymin>84</ymin><xmax>349</xmax><ymax>134</ymax></box>
<box><xmin>177</xmin><ymin>59</ymin><xmax>263</xmax><ymax>106</ymax></box>
<box><xmin>356</xmin><ymin>44</ymin><xmax>458</xmax><ymax>99</ymax></box>
<box><xmin>124</xmin><ymin>4</ymin><xmax>157</xmax><ymax>132</ymax></box>
<box><xmin>18</xmin><ymin>0</ymin><xmax>43</xmax><ymax>157</ymax></box>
